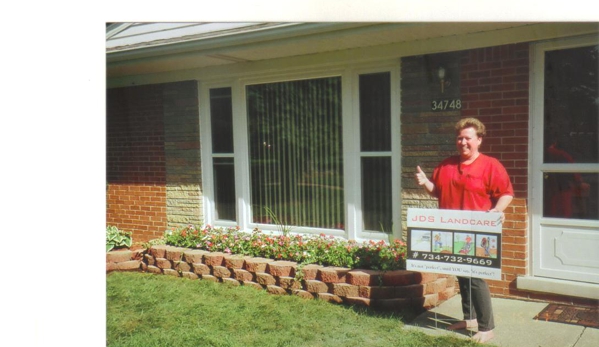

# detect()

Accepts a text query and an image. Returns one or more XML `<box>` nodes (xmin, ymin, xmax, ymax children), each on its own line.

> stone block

<box><xmin>116</xmin><ymin>260</ymin><xmax>141</xmax><ymax>271</ymax></box>
<box><xmin>224</xmin><ymin>255</ymin><xmax>248</xmax><ymax>269</ymax></box>
<box><xmin>395</xmin><ymin>284</ymin><xmax>425</xmax><ymax>298</ymax></box>
<box><xmin>413</xmin><ymin>272</ymin><xmax>439</xmax><ymax>284</ymax></box>
<box><xmin>298</xmin><ymin>264</ymin><xmax>323</xmax><ymax>280</ymax></box>
<box><xmin>212</xmin><ymin>266</ymin><xmax>232</xmax><ymax>279</ymax></box>
<box><xmin>192</xmin><ymin>263</ymin><xmax>211</xmax><ymax>276</ymax></box>
<box><xmin>149</xmin><ymin>245</ymin><xmax>168</xmax><ymax>258</ymax></box>
<box><xmin>332</xmin><ymin>283</ymin><xmax>359</xmax><ymax>298</ymax></box>
<box><xmin>201</xmin><ymin>275</ymin><xmax>219</xmax><ymax>282</ymax></box>
<box><xmin>381</xmin><ymin>270</ymin><xmax>416</xmax><ymax>286</ymax></box>
<box><xmin>267</xmin><ymin>261</ymin><xmax>297</xmax><ymax>277</ymax></box>
<box><xmin>203</xmin><ymin>252</ymin><xmax>225</xmax><ymax>267</ymax></box>
<box><xmin>155</xmin><ymin>258</ymin><xmax>172</xmax><ymax>269</ymax></box>
<box><xmin>181</xmin><ymin>271</ymin><xmax>199</xmax><ymax>280</ymax></box>
<box><xmin>245</xmin><ymin>258</ymin><xmax>273</xmax><ymax>273</ymax></box>
<box><xmin>346</xmin><ymin>270</ymin><xmax>384</xmax><ymax>286</ymax></box>
<box><xmin>305</xmin><ymin>280</ymin><xmax>330</xmax><ymax>294</ymax></box>
<box><xmin>266</xmin><ymin>285</ymin><xmax>287</xmax><ymax>295</ymax></box>
<box><xmin>278</xmin><ymin>276</ymin><xmax>302</xmax><ymax>290</ymax></box>
<box><xmin>106</xmin><ymin>250</ymin><xmax>133</xmax><ymax>263</ymax></box>
<box><xmin>425</xmin><ymin>278</ymin><xmax>448</xmax><ymax>295</ymax></box>
<box><xmin>163</xmin><ymin>269</ymin><xmax>180</xmax><ymax>277</ymax></box>
<box><xmin>144</xmin><ymin>254</ymin><xmax>155</xmax><ymax>266</ymax></box>
<box><xmin>222</xmin><ymin>278</ymin><xmax>241</xmax><ymax>286</ymax></box>
<box><xmin>256</xmin><ymin>273</ymin><xmax>276</xmax><ymax>286</ymax></box>
<box><xmin>174</xmin><ymin>261</ymin><xmax>191</xmax><ymax>273</ymax></box>
<box><xmin>146</xmin><ymin>265</ymin><xmax>162</xmax><ymax>274</ymax></box>
<box><xmin>291</xmin><ymin>290</ymin><xmax>314</xmax><ymax>300</ymax></box>
<box><xmin>317</xmin><ymin>267</ymin><xmax>351</xmax><ymax>283</ymax></box>
<box><xmin>358</xmin><ymin>286</ymin><xmax>396</xmax><ymax>299</ymax></box>
<box><xmin>422</xmin><ymin>293</ymin><xmax>439</xmax><ymax>309</ymax></box>
<box><xmin>232</xmin><ymin>269</ymin><xmax>255</xmax><ymax>282</ymax></box>
<box><xmin>183</xmin><ymin>250</ymin><xmax>209</xmax><ymax>264</ymax></box>
<box><xmin>439</xmin><ymin>286</ymin><xmax>456</xmax><ymax>301</ymax></box>
<box><xmin>242</xmin><ymin>281</ymin><xmax>264</xmax><ymax>290</ymax></box>
<box><xmin>165</xmin><ymin>246</ymin><xmax>186</xmax><ymax>261</ymax></box>
<box><xmin>317</xmin><ymin>293</ymin><xmax>343</xmax><ymax>304</ymax></box>
<box><xmin>344</xmin><ymin>297</ymin><xmax>372</xmax><ymax>307</ymax></box>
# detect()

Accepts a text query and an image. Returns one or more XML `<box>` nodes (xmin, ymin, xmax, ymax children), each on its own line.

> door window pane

<box><xmin>543</xmin><ymin>172</ymin><xmax>598</xmax><ymax>220</ymax></box>
<box><xmin>360</xmin><ymin>72</ymin><xmax>391</xmax><ymax>152</ymax></box>
<box><xmin>544</xmin><ymin>46</ymin><xmax>598</xmax><ymax>164</ymax></box>
<box><xmin>361</xmin><ymin>157</ymin><xmax>392</xmax><ymax>232</ymax></box>
<box><xmin>246</xmin><ymin>77</ymin><xmax>344</xmax><ymax>229</ymax></box>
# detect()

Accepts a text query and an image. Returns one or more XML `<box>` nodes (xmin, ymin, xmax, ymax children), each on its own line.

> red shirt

<box><xmin>431</xmin><ymin>154</ymin><xmax>514</xmax><ymax>211</ymax></box>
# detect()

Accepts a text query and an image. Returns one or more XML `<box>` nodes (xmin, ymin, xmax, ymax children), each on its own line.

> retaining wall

<box><xmin>106</xmin><ymin>245</ymin><xmax>458</xmax><ymax>311</ymax></box>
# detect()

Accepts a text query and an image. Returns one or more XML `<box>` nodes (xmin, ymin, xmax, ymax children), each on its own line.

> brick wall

<box><xmin>106</xmin><ymin>84</ymin><xmax>167</xmax><ymax>242</ymax></box>
<box><xmin>106</xmin><ymin>81</ymin><xmax>202</xmax><ymax>242</ymax></box>
<box><xmin>107</xmin><ymin>245</ymin><xmax>459</xmax><ymax>311</ymax></box>
<box><xmin>400</xmin><ymin>44</ymin><xmax>531</xmax><ymax>301</ymax></box>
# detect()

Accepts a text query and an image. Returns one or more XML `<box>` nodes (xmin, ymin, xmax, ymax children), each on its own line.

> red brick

<box><xmin>232</xmin><ymin>268</ymin><xmax>255</xmax><ymax>282</ymax></box>
<box><xmin>305</xmin><ymin>280</ymin><xmax>330</xmax><ymax>294</ymax></box>
<box><xmin>155</xmin><ymin>258</ymin><xmax>172</xmax><ymax>269</ymax></box>
<box><xmin>413</xmin><ymin>272</ymin><xmax>439</xmax><ymax>284</ymax></box>
<box><xmin>181</xmin><ymin>272</ymin><xmax>199</xmax><ymax>280</ymax></box>
<box><xmin>299</xmin><ymin>264</ymin><xmax>323</xmax><ymax>280</ymax></box>
<box><xmin>192</xmin><ymin>263</ymin><xmax>211</xmax><ymax>276</ymax></box>
<box><xmin>333</xmin><ymin>283</ymin><xmax>359</xmax><ymax>297</ymax></box>
<box><xmin>317</xmin><ymin>293</ymin><xmax>343</xmax><ymax>304</ymax></box>
<box><xmin>256</xmin><ymin>273</ymin><xmax>277</xmax><ymax>286</ymax></box>
<box><xmin>382</xmin><ymin>270</ymin><xmax>416</xmax><ymax>286</ymax></box>
<box><xmin>245</xmin><ymin>258</ymin><xmax>273</xmax><ymax>273</ymax></box>
<box><xmin>183</xmin><ymin>250</ymin><xmax>209</xmax><ymax>264</ymax></box>
<box><xmin>358</xmin><ymin>286</ymin><xmax>396</xmax><ymax>299</ymax></box>
<box><xmin>266</xmin><ymin>285</ymin><xmax>287</xmax><ymax>295</ymax></box>
<box><xmin>165</xmin><ymin>246</ymin><xmax>185</xmax><ymax>262</ymax></box>
<box><xmin>347</xmin><ymin>270</ymin><xmax>385</xmax><ymax>286</ymax></box>
<box><xmin>291</xmin><ymin>290</ymin><xmax>314</xmax><ymax>300</ymax></box>
<box><xmin>224</xmin><ymin>255</ymin><xmax>248</xmax><ymax>269</ymax></box>
<box><xmin>106</xmin><ymin>250</ymin><xmax>134</xmax><ymax>263</ymax></box>
<box><xmin>395</xmin><ymin>284</ymin><xmax>425</xmax><ymax>298</ymax></box>
<box><xmin>267</xmin><ymin>261</ymin><xmax>297</xmax><ymax>277</ymax></box>
<box><xmin>278</xmin><ymin>276</ymin><xmax>302</xmax><ymax>290</ymax></box>
<box><xmin>212</xmin><ymin>266</ymin><xmax>232</xmax><ymax>279</ymax></box>
<box><xmin>344</xmin><ymin>297</ymin><xmax>372</xmax><ymax>307</ymax></box>
<box><xmin>173</xmin><ymin>261</ymin><xmax>191</xmax><ymax>273</ymax></box>
<box><xmin>318</xmin><ymin>267</ymin><xmax>351</xmax><ymax>283</ymax></box>
<box><xmin>203</xmin><ymin>252</ymin><xmax>225</xmax><ymax>267</ymax></box>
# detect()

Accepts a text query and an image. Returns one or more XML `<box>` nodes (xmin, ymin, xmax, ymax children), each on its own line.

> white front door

<box><xmin>530</xmin><ymin>36</ymin><xmax>599</xmax><ymax>285</ymax></box>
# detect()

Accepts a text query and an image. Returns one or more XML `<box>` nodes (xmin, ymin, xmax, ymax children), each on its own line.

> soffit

<box><xmin>105</xmin><ymin>22</ymin><xmax>541</xmax><ymax>78</ymax></box>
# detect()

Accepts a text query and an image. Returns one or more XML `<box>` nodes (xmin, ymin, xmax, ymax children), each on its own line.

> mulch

<box><xmin>534</xmin><ymin>304</ymin><xmax>599</xmax><ymax>328</ymax></box>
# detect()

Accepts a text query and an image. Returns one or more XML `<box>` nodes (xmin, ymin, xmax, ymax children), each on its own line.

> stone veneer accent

<box><xmin>107</xmin><ymin>245</ymin><xmax>458</xmax><ymax>311</ymax></box>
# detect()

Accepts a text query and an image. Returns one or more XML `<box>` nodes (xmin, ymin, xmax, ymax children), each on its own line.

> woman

<box><xmin>415</xmin><ymin>117</ymin><xmax>514</xmax><ymax>344</ymax></box>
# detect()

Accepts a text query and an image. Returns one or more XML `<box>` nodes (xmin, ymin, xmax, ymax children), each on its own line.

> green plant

<box><xmin>162</xmin><ymin>225</ymin><xmax>407</xmax><ymax>271</ymax></box>
<box><xmin>263</xmin><ymin>206</ymin><xmax>293</xmax><ymax>236</ymax></box>
<box><xmin>106</xmin><ymin>226</ymin><xmax>132</xmax><ymax>252</ymax></box>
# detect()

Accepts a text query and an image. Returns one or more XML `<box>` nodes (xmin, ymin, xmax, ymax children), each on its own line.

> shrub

<box><xmin>106</xmin><ymin>226</ymin><xmax>132</xmax><ymax>252</ymax></box>
<box><xmin>163</xmin><ymin>225</ymin><xmax>407</xmax><ymax>271</ymax></box>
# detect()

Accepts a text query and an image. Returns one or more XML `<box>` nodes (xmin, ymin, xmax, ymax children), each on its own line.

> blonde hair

<box><xmin>455</xmin><ymin>118</ymin><xmax>486</xmax><ymax>137</ymax></box>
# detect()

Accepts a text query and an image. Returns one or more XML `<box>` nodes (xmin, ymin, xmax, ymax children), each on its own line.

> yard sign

<box><xmin>406</xmin><ymin>208</ymin><xmax>503</xmax><ymax>280</ymax></box>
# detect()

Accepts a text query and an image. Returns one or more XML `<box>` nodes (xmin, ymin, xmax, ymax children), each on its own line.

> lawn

<box><xmin>107</xmin><ymin>272</ymin><xmax>480</xmax><ymax>347</ymax></box>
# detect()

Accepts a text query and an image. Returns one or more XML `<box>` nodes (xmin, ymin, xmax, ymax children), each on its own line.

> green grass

<box><xmin>107</xmin><ymin>272</ymin><xmax>480</xmax><ymax>347</ymax></box>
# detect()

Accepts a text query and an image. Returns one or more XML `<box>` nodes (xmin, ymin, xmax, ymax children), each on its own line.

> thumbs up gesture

<box><xmin>415</xmin><ymin>166</ymin><xmax>429</xmax><ymax>186</ymax></box>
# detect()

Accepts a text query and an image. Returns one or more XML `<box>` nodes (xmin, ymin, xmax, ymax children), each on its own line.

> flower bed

<box><xmin>106</xmin><ymin>225</ymin><xmax>458</xmax><ymax>312</ymax></box>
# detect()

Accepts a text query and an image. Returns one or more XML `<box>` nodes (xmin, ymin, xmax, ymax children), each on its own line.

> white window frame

<box><xmin>200</xmin><ymin>61</ymin><xmax>401</xmax><ymax>242</ymax></box>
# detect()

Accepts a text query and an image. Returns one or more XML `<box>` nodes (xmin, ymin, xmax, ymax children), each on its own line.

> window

<box><xmin>359</xmin><ymin>72</ymin><xmax>392</xmax><ymax>232</ymax></box>
<box><xmin>204</xmin><ymin>67</ymin><xmax>398</xmax><ymax>239</ymax></box>
<box><xmin>209</xmin><ymin>87</ymin><xmax>236</xmax><ymax>221</ymax></box>
<box><xmin>246</xmin><ymin>77</ymin><xmax>344</xmax><ymax>229</ymax></box>
<box><xmin>542</xmin><ymin>45</ymin><xmax>598</xmax><ymax>220</ymax></box>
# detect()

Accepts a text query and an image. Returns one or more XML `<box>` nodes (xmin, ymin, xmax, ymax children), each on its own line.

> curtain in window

<box><xmin>246</xmin><ymin>77</ymin><xmax>344</xmax><ymax>229</ymax></box>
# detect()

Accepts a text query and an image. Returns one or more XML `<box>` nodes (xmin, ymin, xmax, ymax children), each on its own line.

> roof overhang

<box><xmin>106</xmin><ymin>22</ymin><xmax>599</xmax><ymax>81</ymax></box>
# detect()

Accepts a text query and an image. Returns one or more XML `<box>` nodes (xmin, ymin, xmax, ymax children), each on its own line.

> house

<box><xmin>106</xmin><ymin>22</ymin><xmax>599</xmax><ymax>305</ymax></box>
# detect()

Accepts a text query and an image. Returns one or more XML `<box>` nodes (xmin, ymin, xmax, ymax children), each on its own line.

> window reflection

<box><xmin>543</xmin><ymin>172</ymin><xmax>597</xmax><ymax>220</ymax></box>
